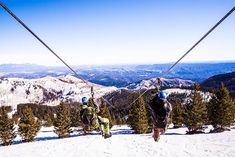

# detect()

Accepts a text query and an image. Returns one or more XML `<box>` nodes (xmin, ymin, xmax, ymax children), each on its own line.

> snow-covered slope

<box><xmin>134</xmin><ymin>78</ymin><xmax>194</xmax><ymax>90</ymax></box>
<box><xmin>164</xmin><ymin>88</ymin><xmax>212</xmax><ymax>102</ymax></box>
<box><xmin>1</xmin><ymin>125</ymin><xmax>235</xmax><ymax>157</ymax></box>
<box><xmin>0</xmin><ymin>75</ymin><xmax>117</xmax><ymax>110</ymax></box>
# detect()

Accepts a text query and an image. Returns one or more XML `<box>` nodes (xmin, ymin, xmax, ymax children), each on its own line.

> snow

<box><xmin>135</xmin><ymin>78</ymin><xmax>194</xmax><ymax>90</ymax></box>
<box><xmin>0</xmin><ymin>75</ymin><xmax>117</xmax><ymax>110</ymax></box>
<box><xmin>1</xmin><ymin>125</ymin><xmax>235</xmax><ymax>157</ymax></box>
<box><xmin>164</xmin><ymin>88</ymin><xmax>212</xmax><ymax>102</ymax></box>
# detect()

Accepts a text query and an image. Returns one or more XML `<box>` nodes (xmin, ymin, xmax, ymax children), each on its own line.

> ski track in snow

<box><xmin>0</xmin><ymin>125</ymin><xmax>235</xmax><ymax>157</ymax></box>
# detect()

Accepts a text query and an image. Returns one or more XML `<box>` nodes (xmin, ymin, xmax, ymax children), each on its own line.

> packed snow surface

<box><xmin>1</xmin><ymin>125</ymin><xmax>235</xmax><ymax>157</ymax></box>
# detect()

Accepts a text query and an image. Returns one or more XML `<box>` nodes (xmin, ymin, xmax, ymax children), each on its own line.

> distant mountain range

<box><xmin>201</xmin><ymin>71</ymin><xmax>235</xmax><ymax>92</ymax></box>
<box><xmin>0</xmin><ymin>71</ymin><xmax>234</xmax><ymax>110</ymax></box>
<box><xmin>0</xmin><ymin>62</ymin><xmax>235</xmax><ymax>88</ymax></box>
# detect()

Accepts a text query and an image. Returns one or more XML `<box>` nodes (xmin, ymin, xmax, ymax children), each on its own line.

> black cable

<box><xmin>127</xmin><ymin>6</ymin><xmax>235</xmax><ymax>108</ymax></box>
<box><xmin>1</xmin><ymin>2</ymin><xmax>234</xmax><ymax>111</ymax></box>
<box><xmin>164</xmin><ymin>6</ymin><xmax>235</xmax><ymax>76</ymax></box>
<box><xmin>0</xmin><ymin>2</ymin><xmax>122</xmax><ymax>108</ymax></box>
<box><xmin>0</xmin><ymin>2</ymin><xmax>89</xmax><ymax>85</ymax></box>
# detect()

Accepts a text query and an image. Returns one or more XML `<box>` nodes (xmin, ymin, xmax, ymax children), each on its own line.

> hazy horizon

<box><xmin>1</xmin><ymin>60</ymin><xmax>235</xmax><ymax>67</ymax></box>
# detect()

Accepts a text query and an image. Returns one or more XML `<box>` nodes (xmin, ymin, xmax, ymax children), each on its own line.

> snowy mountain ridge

<box><xmin>0</xmin><ymin>75</ymin><xmax>117</xmax><ymax>110</ymax></box>
<box><xmin>134</xmin><ymin>77</ymin><xmax>194</xmax><ymax>90</ymax></box>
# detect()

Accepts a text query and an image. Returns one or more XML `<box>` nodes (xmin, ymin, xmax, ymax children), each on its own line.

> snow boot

<box><xmin>153</xmin><ymin>128</ymin><xmax>160</xmax><ymax>142</ymax></box>
<box><xmin>104</xmin><ymin>132</ymin><xmax>112</xmax><ymax>139</ymax></box>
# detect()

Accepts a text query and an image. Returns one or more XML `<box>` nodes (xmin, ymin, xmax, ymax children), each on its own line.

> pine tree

<box><xmin>127</xmin><ymin>93</ymin><xmax>148</xmax><ymax>134</ymax></box>
<box><xmin>145</xmin><ymin>101</ymin><xmax>153</xmax><ymax>131</ymax></box>
<box><xmin>99</xmin><ymin>98</ymin><xmax>113</xmax><ymax>128</ymax></box>
<box><xmin>70</xmin><ymin>108</ymin><xmax>81</xmax><ymax>127</ymax></box>
<box><xmin>183</xmin><ymin>85</ymin><xmax>208</xmax><ymax>134</ymax></box>
<box><xmin>0</xmin><ymin>109</ymin><xmax>16</xmax><ymax>145</ymax></box>
<box><xmin>172</xmin><ymin>102</ymin><xmax>184</xmax><ymax>128</ymax></box>
<box><xmin>110</xmin><ymin>111</ymin><xmax>117</xmax><ymax>126</ymax></box>
<box><xmin>54</xmin><ymin>102</ymin><xmax>71</xmax><ymax>138</ymax></box>
<box><xmin>207</xmin><ymin>83</ymin><xmax>235</xmax><ymax>132</ymax></box>
<box><xmin>18</xmin><ymin>107</ymin><xmax>41</xmax><ymax>142</ymax></box>
<box><xmin>116</xmin><ymin>115</ymin><xmax>123</xmax><ymax>125</ymax></box>
<box><xmin>44</xmin><ymin>112</ymin><xmax>53</xmax><ymax>127</ymax></box>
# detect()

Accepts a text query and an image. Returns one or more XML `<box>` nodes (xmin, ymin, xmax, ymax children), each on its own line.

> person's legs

<box><xmin>159</xmin><ymin>128</ymin><xmax>165</xmax><ymax>135</ymax></box>
<box><xmin>81</xmin><ymin>125</ymin><xmax>90</xmax><ymax>135</ymax></box>
<box><xmin>98</xmin><ymin>116</ymin><xmax>111</xmax><ymax>138</ymax></box>
<box><xmin>99</xmin><ymin>124</ymin><xmax>105</xmax><ymax>136</ymax></box>
<box><xmin>153</xmin><ymin>128</ymin><xmax>160</xmax><ymax>142</ymax></box>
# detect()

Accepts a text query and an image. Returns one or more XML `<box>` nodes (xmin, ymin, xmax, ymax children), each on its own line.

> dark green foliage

<box><xmin>201</xmin><ymin>71</ymin><xmax>235</xmax><ymax>93</ymax></box>
<box><xmin>127</xmin><ymin>94</ymin><xmax>148</xmax><ymax>134</ymax></box>
<box><xmin>172</xmin><ymin>102</ymin><xmax>184</xmax><ymax>128</ymax></box>
<box><xmin>145</xmin><ymin>101</ymin><xmax>153</xmax><ymax>130</ymax></box>
<box><xmin>104</xmin><ymin>89</ymin><xmax>146</xmax><ymax>119</ymax></box>
<box><xmin>110</xmin><ymin>111</ymin><xmax>117</xmax><ymax>125</ymax></box>
<box><xmin>54</xmin><ymin>102</ymin><xmax>71</xmax><ymax>138</ymax></box>
<box><xmin>115</xmin><ymin>115</ymin><xmax>126</xmax><ymax>125</ymax></box>
<box><xmin>17</xmin><ymin>103</ymin><xmax>57</xmax><ymax>120</ymax></box>
<box><xmin>207</xmin><ymin>84</ymin><xmax>235</xmax><ymax>132</ymax></box>
<box><xmin>12</xmin><ymin>113</ymin><xmax>19</xmax><ymax>124</ymax></box>
<box><xmin>104</xmin><ymin>89</ymin><xmax>157</xmax><ymax>125</ymax></box>
<box><xmin>0</xmin><ymin>108</ymin><xmax>16</xmax><ymax>145</ymax></box>
<box><xmin>18</xmin><ymin>107</ymin><xmax>42</xmax><ymax>142</ymax></box>
<box><xmin>70</xmin><ymin>108</ymin><xmax>82</xmax><ymax>127</ymax></box>
<box><xmin>0</xmin><ymin>106</ymin><xmax>12</xmax><ymax>113</ymax></box>
<box><xmin>16</xmin><ymin>102</ymin><xmax>81</xmax><ymax>123</ymax></box>
<box><xmin>168</xmin><ymin>93</ymin><xmax>188</xmax><ymax>105</ymax></box>
<box><xmin>44</xmin><ymin>112</ymin><xmax>53</xmax><ymax>127</ymax></box>
<box><xmin>99</xmin><ymin>98</ymin><xmax>113</xmax><ymax>128</ymax></box>
<box><xmin>183</xmin><ymin>85</ymin><xmax>208</xmax><ymax>134</ymax></box>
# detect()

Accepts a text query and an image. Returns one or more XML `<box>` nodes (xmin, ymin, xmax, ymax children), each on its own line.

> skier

<box><xmin>149</xmin><ymin>91</ymin><xmax>172</xmax><ymax>142</ymax></box>
<box><xmin>80</xmin><ymin>96</ymin><xmax>112</xmax><ymax>139</ymax></box>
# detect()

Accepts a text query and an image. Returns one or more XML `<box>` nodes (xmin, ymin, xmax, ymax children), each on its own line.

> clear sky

<box><xmin>0</xmin><ymin>0</ymin><xmax>235</xmax><ymax>66</ymax></box>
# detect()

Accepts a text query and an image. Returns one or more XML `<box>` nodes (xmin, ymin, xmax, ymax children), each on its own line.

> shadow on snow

<box><xmin>0</xmin><ymin>127</ymin><xmax>191</xmax><ymax>147</ymax></box>
<box><xmin>111</xmin><ymin>128</ymin><xmax>134</xmax><ymax>135</ymax></box>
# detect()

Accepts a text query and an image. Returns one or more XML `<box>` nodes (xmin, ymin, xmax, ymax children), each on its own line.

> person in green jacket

<box><xmin>80</xmin><ymin>97</ymin><xmax>112</xmax><ymax>139</ymax></box>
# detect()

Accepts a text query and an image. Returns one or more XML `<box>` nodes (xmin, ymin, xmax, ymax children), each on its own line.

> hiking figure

<box><xmin>149</xmin><ymin>91</ymin><xmax>172</xmax><ymax>142</ymax></box>
<box><xmin>80</xmin><ymin>97</ymin><xmax>112</xmax><ymax>139</ymax></box>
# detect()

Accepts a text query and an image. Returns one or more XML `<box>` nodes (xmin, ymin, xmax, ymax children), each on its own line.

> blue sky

<box><xmin>0</xmin><ymin>0</ymin><xmax>235</xmax><ymax>66</ymax></box>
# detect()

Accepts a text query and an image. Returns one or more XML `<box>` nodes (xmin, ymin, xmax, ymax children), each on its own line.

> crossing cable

<box><xmin>1</xmin><ymin>2</ymin><xmax>234</xmax><ymax>110</ymax></box>
<box><xmin>126</xmin><ymin>6</ymin><xmax>235</xmax><ymax>110</ymax></box>
<box><xmin>0</xmin><ymin>2</ymin><xmax>88</xmax><ymax>84</ymax></box>
<box><xmin>0</xmin><ymin>2</ymin><xmax>115</xmax><ymax>107</ymax></box>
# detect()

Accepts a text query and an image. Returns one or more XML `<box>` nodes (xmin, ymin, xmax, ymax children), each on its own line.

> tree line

<box><xmin>127</xmin><ymin>84</ymin><xmax>235</xmax><ymax>134</ymax></box>
<box><xmin>0</xmin><ymin>83</ymin><xmax>234</xmax><ymax>145</ymax></box>
<box><xmin>0</xmin><ymin>100</ymin><xmax>115</xmax><ymax>146</ymax></box>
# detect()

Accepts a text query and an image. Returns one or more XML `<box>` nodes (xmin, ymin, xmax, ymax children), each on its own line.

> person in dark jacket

<box><xmin>149</xmin><ymin>91</ymin><xmax>172</xmax><ymax>142</ymax></box>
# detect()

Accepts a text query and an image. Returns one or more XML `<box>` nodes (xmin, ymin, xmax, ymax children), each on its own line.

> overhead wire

<box><xmin>0</xmin><ymin>2</ymin><xmax>88</xmax><ymax>85</ymax></box>
<box><xmin>126</xmin><ymin>6</ymin><xmax>235</xmax><ymax>110</ymax></box>
<box><xmin>1</xmin><ymin>2</ymin><xmax>235</xmax><ymax>112</ymax></box>
<box><xmin>0</xmin><ymin>2</ymin><xmax>116</xmax><ymax>108</ymax></box>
